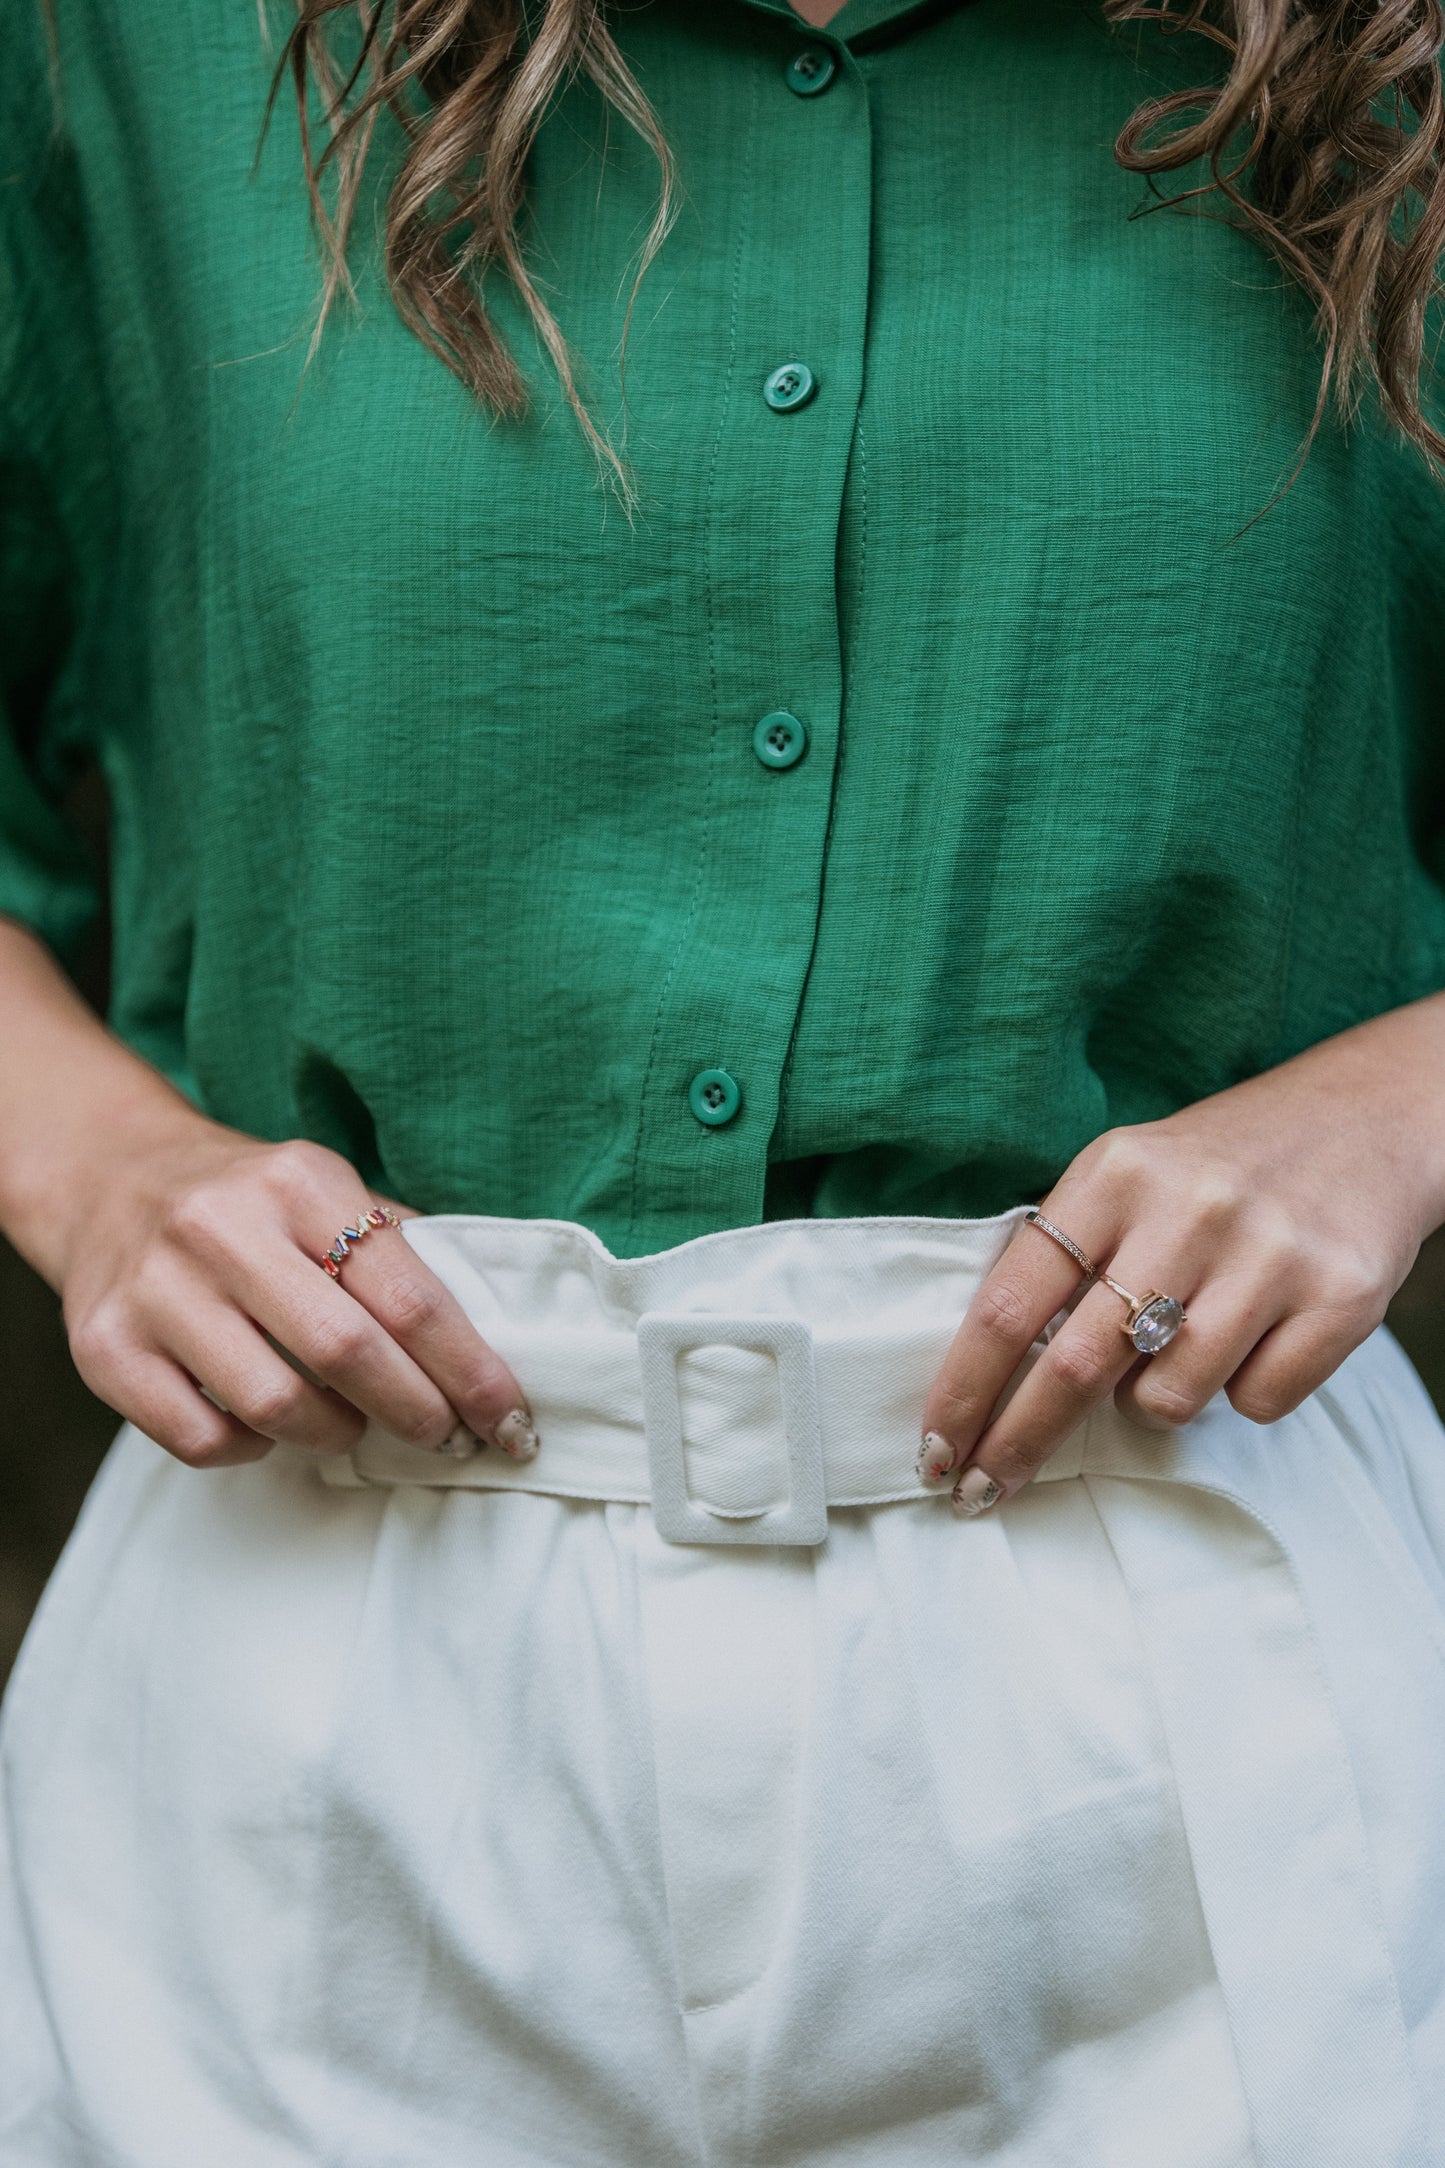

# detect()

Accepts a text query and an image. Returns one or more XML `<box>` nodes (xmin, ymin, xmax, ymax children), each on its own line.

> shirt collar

<box><xmin>732</xmin><ymin>0</ymin><xmax>953</xmax><ymax>44</ymax></box>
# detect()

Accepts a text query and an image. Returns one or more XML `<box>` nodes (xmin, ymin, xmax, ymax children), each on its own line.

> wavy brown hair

<box><xmin>277</xmin><ymin>0</ymin><xmax>1445</xmax><ymax>486</ymax></box>
<box><xmin>273</xmin><ymin>0</ymin><xmax>676</xmax><ymax>485</ymax></box>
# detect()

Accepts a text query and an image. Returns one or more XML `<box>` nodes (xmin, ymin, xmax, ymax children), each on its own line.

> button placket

<box><xmin>619</xmin><ymin>28</ymin><xmax>872</xmax><ymax>1248</ymax></box>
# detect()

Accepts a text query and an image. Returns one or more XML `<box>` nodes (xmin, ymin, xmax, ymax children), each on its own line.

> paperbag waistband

<box><xmin>319</xmin><ymin>1205</ymin><xmax>1086</xmax><ymax>1531</ymax></box>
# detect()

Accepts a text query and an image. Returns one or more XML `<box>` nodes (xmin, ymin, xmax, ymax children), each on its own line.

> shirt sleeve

<box><xmin>0</xmin><ymin>28</ymin><xmax>110</xmax><ymax>964</ymax></box>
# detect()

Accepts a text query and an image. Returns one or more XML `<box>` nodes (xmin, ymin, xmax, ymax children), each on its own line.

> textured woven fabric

<box><xmin>3</xmin><ymin>0</ymin><xmax>1445</xmax><ymax>1253</ymax></box>
<box><xmin>6</xmin><ymin>1212</ymin><xmax>1445</xmax><ymax>2164</ymax></box>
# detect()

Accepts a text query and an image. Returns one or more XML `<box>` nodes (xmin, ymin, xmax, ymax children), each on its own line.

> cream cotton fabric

<box><xmin>3</xmin><ymin>1207</ymin><xmax>1444</xmax><ymax>2166</ymax></box>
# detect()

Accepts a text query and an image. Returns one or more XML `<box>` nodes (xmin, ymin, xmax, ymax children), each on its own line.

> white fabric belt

<box><xmin>319</xmin><ymin>1206</ymin><xmax>1079</xmax><ymax>1542</ymax></box>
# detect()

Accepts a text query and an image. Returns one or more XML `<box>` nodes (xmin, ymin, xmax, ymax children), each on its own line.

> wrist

<box><xmin>1294</xmin><ymin>992</ymin><xmax>1445</xmax><ymax>1241</ymax></box>
<box><xmin>0</xmin><ymin>1054</ymin><xmax>210</xmax><ymax>1291</ymax></box>
<box><xmin>0</xmin><ymin>919</ymin><xmax>230</xmax><ymax>1289</ymax></box>
<box><xmin>1367</xmin><ymin>998</ymin><xmax>1445</xmax><ymax>1237</ymax></box>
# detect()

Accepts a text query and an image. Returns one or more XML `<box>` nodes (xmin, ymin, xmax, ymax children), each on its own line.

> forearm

<box><xmin>0</xmin><ymin>916</ymin><xmax>205</xmax><ymax>1287</ymax></box>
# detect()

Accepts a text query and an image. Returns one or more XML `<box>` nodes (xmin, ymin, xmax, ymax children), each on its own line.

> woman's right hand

<box><xmin>0</xmin><ymin>913</ymin><xmax>534</xmax><ymax>1472</ymax></box>
<box><xmin>54</xmin><ymin>1121</ymin><xmax>538</xmax><ymax>1470</ymax></box>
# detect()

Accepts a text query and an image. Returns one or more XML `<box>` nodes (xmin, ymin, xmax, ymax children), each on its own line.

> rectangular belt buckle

<box><xmin>635</xmin><ymin>1313</ymin><xmax>827</xmax><ymax>1547</ymax></box>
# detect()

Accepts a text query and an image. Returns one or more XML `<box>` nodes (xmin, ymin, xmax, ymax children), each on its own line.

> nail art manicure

<box><xmin>916</xmin><ymin>1431</ymin><xmax>956</xmax><ymax>1484</ymax></box>
<box><xmin>493</xmin><ymin>1407</ymin><xmax>540</xmax><ymax>1461</ymax></box>
<box><xmin>951</xmin><ymin>1468</ymin><xmax>1004</xmax><ymax>1518</ymax></box>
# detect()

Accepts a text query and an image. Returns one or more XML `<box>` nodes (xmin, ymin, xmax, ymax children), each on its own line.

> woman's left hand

<box><xmin>919</xmin><ymin>991</ymin><xmax>1445</xmax><ymax>1515</ymax></box>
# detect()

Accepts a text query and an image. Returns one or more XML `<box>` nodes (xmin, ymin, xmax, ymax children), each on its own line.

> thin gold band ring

<box><xmin>1024</xmin><ymin>1209</ymin><xmax>1095</xmax><ymax>1276</ymax></box>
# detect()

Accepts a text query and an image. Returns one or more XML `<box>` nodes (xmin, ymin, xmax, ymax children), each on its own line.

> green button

<box><xmin>786</xmin><ymin>46</ymin><xmax>837</xmax><ymax>97</ymax></box>
<box><xmin>763</xmin><ymin>362</ymin><xmax>817</xmax><ymax>413</ymax></box>
<box><xmin>752</xmin><ymin>710</ymin><xmax>808</xmax><ymax>770</ymax></box>
<box><xmin>688</xmin><ymin>1068</ymin><xmax>741</xmax><ymax>1127</ymax></box>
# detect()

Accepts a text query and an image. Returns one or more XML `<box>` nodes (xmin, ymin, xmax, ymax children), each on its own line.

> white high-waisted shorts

<box><xmin>3</xmin><ymin>1207</ymin><xmax>1445</xmax><ymax>2166</ymax></box>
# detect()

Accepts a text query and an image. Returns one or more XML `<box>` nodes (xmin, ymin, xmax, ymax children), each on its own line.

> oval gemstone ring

<box><xmin>1099</xmin><ymin>1276</ymin><xmax>1187</xmax><ymax>1355</ymax></box>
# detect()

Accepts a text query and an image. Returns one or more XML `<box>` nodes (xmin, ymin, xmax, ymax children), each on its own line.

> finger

<box><xmin>162</xmin><ymin>1295</ymin><xmax>365</xmax><ymax>1456</ymax></box>
<box><xmin>1113</xmin><ymin>1268</ymin><xmax>1291</xmax><ymax>1431</ymax></box>
<box><xmin>336</xmin><ymin>1221</ymin><xmax>537</xmax><ymax>1459</ymax></box>
<box><xmin>918</xmin><ymin>1205</ymin><xmax>1115</xmax><ymax>1483</ymax></box>
<box><xmin>1224</xmin><ymin>1311</ymin><xmax>1362</xmax><ymax>1427</ymax></box>
<box><xmin>944</xmin><ymin>1275</ymin><xmax>1144</xmax><ymax>1512</ymax></box>
<box><xmin>70</xmin><ymin>1316</ymin><xmax>272</xmax><ymax>1469</ymax></box>
<box><xmin>232</xmin><ymin>1247</ymin><xmax>464</xmax><ymax>1456</ymax></box>
<box><xmin>949</xmin><ymin>1227</ymin><xmax>1203</xmax><ymax>1513</ymax></box>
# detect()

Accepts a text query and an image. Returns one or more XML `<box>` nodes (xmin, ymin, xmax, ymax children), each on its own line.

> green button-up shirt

<box><xmin>4</xmin><ymin>0</ymin><xmax>1445</xmax><ymax>1255</ymax></box>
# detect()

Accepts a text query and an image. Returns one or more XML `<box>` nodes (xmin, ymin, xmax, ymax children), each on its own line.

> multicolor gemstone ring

<box><xmin>319</xmin><ymin>1204</ymin><xmax>403</xmax><ymax>1280</ymax></box>
<box><xmin>1023</xmin><ymin>1208</ymin><xmax>1187</xmax><ymax>1356</ymax></box>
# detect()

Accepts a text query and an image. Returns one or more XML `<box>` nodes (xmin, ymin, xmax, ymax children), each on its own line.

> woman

<box><xmin>2</xmin><ymin>0</ymin><xmax>1444</xmax><ymax>2158</ymax></box>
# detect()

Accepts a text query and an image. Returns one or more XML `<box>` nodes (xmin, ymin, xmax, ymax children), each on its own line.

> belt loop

<box><xmin>635</xmin><ymin>1314</ymin><xmax>828</xmax><ymax>1547</ymax></box>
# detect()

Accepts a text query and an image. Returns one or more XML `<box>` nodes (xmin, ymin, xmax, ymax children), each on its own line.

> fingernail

<box><xmin>916</xmin><ymin>1431</ymin><xmax>956</xmax><ymax>1484</ymax></box>
<box><xmin>442</xmin><ymin>1421</ymin><xmax>479</xmax><ymax>1461</ymax></box>
<box><xmin>493</xmin><ymin>1407</ymin><xmax>539</xmax><ymax>1461</ymax></box>
<box><xmin>951</xmin><ymin>1468</ymin><xmax>1004</xmax><ymax>1518</ymax></box>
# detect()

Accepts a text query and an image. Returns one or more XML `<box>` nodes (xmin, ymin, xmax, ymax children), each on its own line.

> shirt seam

<box><xmin>775</xmin><ymin>409</ymin><xmax>868</xmax><ymax>1145</ymax></box>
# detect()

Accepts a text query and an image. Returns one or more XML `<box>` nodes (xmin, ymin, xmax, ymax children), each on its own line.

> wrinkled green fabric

<box><xmin>3</xmin><ymin>0</ymin><xmax>1443</xmax><ymax>1255</ymax></box>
